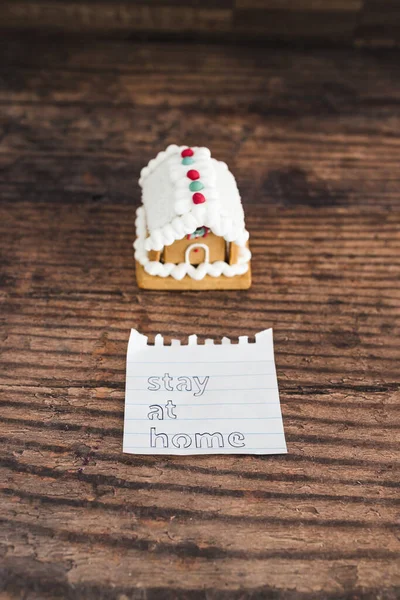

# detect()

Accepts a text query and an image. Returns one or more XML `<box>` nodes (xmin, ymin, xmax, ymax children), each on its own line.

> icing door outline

<box><xmin>185</xmin><ymin>243</ymin><xmax>209</xmax><ymax>264</ymax></box>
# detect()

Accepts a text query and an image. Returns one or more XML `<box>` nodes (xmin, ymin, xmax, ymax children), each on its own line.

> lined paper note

<box><xmin>123</xmin><ymin>329</ymin><xmax>287</xmax><ymax>455</ymax></box>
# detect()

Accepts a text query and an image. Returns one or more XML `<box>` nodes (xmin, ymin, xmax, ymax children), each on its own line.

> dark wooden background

<box><xmin>0</xmin><ymin>0</ymin><xmax>400</xmax><ymax>46</ymax></box>
<box><xmin>0</xmin><ymin>27</ymin><xmax>400</xmax><ymax>600</ymax></box>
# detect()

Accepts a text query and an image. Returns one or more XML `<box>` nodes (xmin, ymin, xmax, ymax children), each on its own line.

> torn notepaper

<box><xmin>123</xmin><ymin>329</ymin><xmax>287</xmax><ymax>456</ymax></box>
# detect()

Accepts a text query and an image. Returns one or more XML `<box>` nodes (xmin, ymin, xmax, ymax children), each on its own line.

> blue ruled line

<box><xmin>125</xmin><ymin>417</ymin><xmax>283</xmax><ymax>421</ymax></box>
<box><xmin>126</xmin><ymin>387</ymin><xmax>277</xmax><ymax>392</ymax></box>
<box><xmin>127</xmin><ymin>360</ymin><xmax>274</xmax><ymax>364</ymax></box>
<box><xmin>127</xmin><ymin>373</ymin><xmax>274</xmax><ymax>378</ymax></box>
<box><xmin>125</xmin><ymin>402</ymin><xmax>279</xmax><ymax>406</ymax></box>
<box><xmin>123</xmin><ymin>432</ymin><xmax>284</xmax><ymax>435</ymax></box>
<box><xmin>123</xmin><ymin>447</ymin><xmax>287</xmax><ymax>451</ymax></box>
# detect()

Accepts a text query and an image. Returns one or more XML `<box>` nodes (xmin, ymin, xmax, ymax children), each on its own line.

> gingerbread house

<box><xmin>134</xmin><ymin>145</ymin><xmax>251</xmax><ymax>290</ymax></box>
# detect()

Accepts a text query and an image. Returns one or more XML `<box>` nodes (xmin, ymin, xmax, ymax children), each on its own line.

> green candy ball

<box><xmin>182</xmin><ymin>157</ymin><xmax>195</xmax><ymax>165</ymax></box>
<box><xmin>189</xmin><ymin>181</ymin><xmax>204</xmax><ymax>192</ymax></box>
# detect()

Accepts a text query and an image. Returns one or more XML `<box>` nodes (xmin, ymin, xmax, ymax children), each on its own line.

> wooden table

<box><xmin>0</xmin><ymin>34</ymin><xmax>399</xmax><ymax>599</ymax></box>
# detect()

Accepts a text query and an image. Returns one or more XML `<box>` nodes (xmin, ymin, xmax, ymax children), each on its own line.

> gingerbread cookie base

<box><xmin>135</xmin><ymin>261</ymin><xmax>251</xmax><ymax>291</ymax></box>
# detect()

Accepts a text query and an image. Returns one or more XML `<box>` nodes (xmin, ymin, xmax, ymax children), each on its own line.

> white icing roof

<box><xmin>139</xmin><ymin>145</ymin><xmax>249</xmax><ymax>252</ymax></box>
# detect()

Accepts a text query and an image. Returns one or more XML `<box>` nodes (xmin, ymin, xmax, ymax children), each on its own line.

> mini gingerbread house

<box><xmin>134</xmin><ymin>145</ymin><xmax>251</xmax><ymax>290</ymax></box>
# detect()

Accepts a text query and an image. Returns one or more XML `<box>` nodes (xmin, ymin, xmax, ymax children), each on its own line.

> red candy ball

<box><xmin>187</xmin><ymin>169</ymin><xmax>200</xmax><ymax>180</ymax></box>
<box><xmin>181</xmin><ymin>148</ymin><xmax>194</xmax><ymax>158</ymax></box>
<box><xmin>192</xmin><ymin>193</ymin><xmax>206</xmax><ymax>204</ymax></box>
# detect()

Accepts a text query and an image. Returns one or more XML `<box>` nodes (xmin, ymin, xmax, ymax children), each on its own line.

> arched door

<box><xmin>185</xmin><ymin>243</ymin><xmax>209</xmax><ymax>265</ymax></box>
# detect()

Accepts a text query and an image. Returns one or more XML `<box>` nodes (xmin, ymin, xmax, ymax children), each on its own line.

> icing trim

<box><xmin>185</xmin><ymin>243</ymin><xmax>209</xmax><ymax>264</ymax></box>
<box><xmin>170</xmin><ymin>147</ymin><xmax>217</xmax><ymax>216</ymax></box>
<box><xmin>143</xmin><ymin>203</ymin><xmax>249</xmax><ymax>252</ymax></box>
<box><xmin>134</xmin><ymin>206</ymin><xmax>251</xmax><ymax>281</ymax></box>
<box><xmin>139</xmin><ymin>145</ymin><xmax>248</xmax><ymax>252</ymax></box>
<box><xmin>138</xmin><ymin>144</ymin><xmax>182</xmax><ymax>187</ymax></box>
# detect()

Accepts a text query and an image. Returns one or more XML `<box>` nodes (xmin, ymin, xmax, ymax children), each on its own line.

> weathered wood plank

<box><xmin>1</xmin><ymin>0</ymin><xmax>400</xmax><ymax>47</ymax></box>
<box><xmin>0</xmin><ymin>35</ymin><xmax>399</xmax><ymax>599</ymax></box>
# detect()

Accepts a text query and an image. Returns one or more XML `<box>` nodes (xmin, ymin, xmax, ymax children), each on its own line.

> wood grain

<box><xmin>0</xmin><ymin>34</ymin><xmax>399</xmax><ymax>599</ymax></box>
<box><xmin>1</xmin><ymin>0</ymin><xmax>400</xmax><ymax>47</ymax></box>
